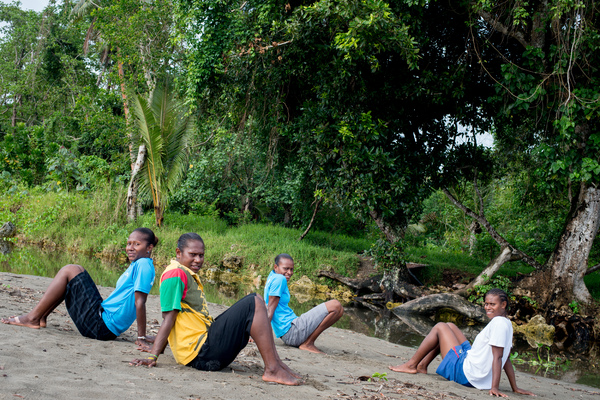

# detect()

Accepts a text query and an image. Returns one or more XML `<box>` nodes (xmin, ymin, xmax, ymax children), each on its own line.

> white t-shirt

<box><xmin>463</xmin><ymin>316</ymin><xmax>513</xmax><ymax>389</ymax></box>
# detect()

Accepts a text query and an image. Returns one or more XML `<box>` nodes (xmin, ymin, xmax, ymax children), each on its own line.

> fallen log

<box><xmin>317</xmin><ymin>270</ymin><xmax>382</xmax><ymax>294</ymax></box>
<box><xmin>392</xmin><ymin>311</ymin><xmax>484</xmax><ymax>341</ymax></box>
<box><xmin>391</xmin><ymin>293</ymin><xmax>488</xmax><ymax>324</ymax></box>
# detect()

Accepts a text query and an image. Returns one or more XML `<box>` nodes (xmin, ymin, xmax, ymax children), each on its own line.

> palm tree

<box><xmin>131</xmin><ymin>80</ymin><xmax>194</xmax><ymax>226</ymax></box>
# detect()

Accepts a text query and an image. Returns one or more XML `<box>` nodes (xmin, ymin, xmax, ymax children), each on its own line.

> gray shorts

<box><xmin>281</xmin><ymin>303</ymin><xmax>328</xmax><ymax>347</ymax></box>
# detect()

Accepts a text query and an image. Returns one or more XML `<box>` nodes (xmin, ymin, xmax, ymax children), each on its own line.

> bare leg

<box><xmin>298</xmin><ymin>300</ymin><xmax>344</xmax><ymax>354</ymax></box>
<box><xmin>389</xmin><ymin>322</ymin><xmax>463</xmax><ymax>374</ymax></box>
<box><xmin>415</xmin><ymin>323</ymin><xmax>468</xmax><ymax>373</ymax></box>
<box><xmin>416</xmin><ymin>344</ymin><xmax>439</xmax><ymax>374</ymax></box>
<box><xmin>1</xmin><ymin>264</ymin><xmax>84</xmax><ymax>329</ymax></box>
<box><xmin>250</xmin><ymin>296</ymin><xmax>301</xmax><ymax>386</ymax></box>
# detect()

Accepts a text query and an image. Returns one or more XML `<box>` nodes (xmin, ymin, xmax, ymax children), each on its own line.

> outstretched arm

<box><xmin>504</xmin><ymin>358</ymin><xmax>535</xmax><ymax>396</ymax></box>
<box><xmin>130</xmin><ymin>310</ymin><xmax>178</xmax><ymax>367</ymax></box>
<box><xmin>489</xmin><ymin>345</ymin><xmax>508</xmax><ymax>397</ymax></box>
<box><xmin>134</xmin><ymin>291</ymin><xmax>155</xmax><ymax>345</ymax></box>
<box><xmin>267</xmin><ymin>296</ymin><xmax>280</xmax><ymax>322</ymax></box>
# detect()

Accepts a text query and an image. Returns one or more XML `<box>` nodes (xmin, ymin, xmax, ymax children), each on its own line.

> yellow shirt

<box><xmin>160</xmin><ymin>260</ymin><xmax>214</xmax><ymax>365</ymax></box>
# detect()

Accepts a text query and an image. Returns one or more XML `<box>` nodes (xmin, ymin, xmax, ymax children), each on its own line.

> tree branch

<box><xmin>477</xmin><ymin>9</ymin><xmax>530</xmax><ymax>49</ymax></box>
<box><xmin>442</xmin><ymin>188</ymin><xmax>544</xmax><ymax>270</ymax></box>
<box><xmin>586</xmin><ymin>263</ymin><xmax>600</xmax><ymax>276</ymax></box>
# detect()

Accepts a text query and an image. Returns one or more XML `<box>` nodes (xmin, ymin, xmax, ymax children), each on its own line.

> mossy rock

<box><xmin>513</xmin><ymin>315</ymin><xmax>555</xmax><ymax>347</ymax></box>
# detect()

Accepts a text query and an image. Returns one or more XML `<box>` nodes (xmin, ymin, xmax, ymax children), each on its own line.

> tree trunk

<box><xmin>391</xmin><ymin>293</ymin><xmax>489</xmax><ymax>323</ymax></box>
<box><xmin>456</xmin><ymin>246</ymin><xmax>514</xmax><ymax>296</ymax></box>
<box><xmin>127</xmin><ymin>145</ymin><xmax>146</xmax><ymax>223</ymax></box>
<box><xmin>380</xmin><ymin>266</ymin><xmax>421</xmax><ymax>301</ymax></box>
<box><xmin>299</xmin><ymin>198</ymin><xmax>321</xmax><ymax>241</ymax></box>
<box><xmin>518</xmin><ymin>184</ymin><xmax>600</xmax><ymax>306</ymax></box>
<box><xmin>369</xmin><ymin>209</ymin><xmax>401</xmax><ymax>243</ymax></box>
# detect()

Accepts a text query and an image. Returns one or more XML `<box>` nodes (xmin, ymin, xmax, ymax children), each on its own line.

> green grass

<box><xmin>0</xmin><ymin>187</ymin><xmax>367</xmax><ymax>283</ymax></box>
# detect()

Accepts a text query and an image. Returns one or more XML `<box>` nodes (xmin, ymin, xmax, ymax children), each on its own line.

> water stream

<box><xmin>1</xmin><ymin>242</ymin><xmax>599</xmax><ymax>389</ymax></box>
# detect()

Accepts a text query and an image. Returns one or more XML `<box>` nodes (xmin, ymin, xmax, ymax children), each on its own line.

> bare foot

<box><xmin>40</xmin><ymin>317</ymin><xmax>47</xmax><ymax>328</ymax></box>
<box><xmin>417</xmin><ymin>367</ymin><xmax>428</xmax><ymax>374</ymax></box>
<box><xmin>262</xmin><ymin>367</ymin><xmax>301</xmax><ymax>386</ymax></box>
<box><xmin>1</xmin><ymin>315</ymin><xmax>41</xmax><ymax>329</ymax></box>
<box><xmin>298</xmin><ymin>343</ymin><xmax>325</xmax><ymax>354</ymax></box>
<box><xmin>389</xmin><ymin>363</ymin><xmax>418</xmax><ymax>374</ymax></box>
<box><xmin>280</xmin><ymin>361</ymin><xmax>302</xmax><ymax>379</ymax></box>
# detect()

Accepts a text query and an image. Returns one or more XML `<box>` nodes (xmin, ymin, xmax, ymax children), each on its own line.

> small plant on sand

<box><xmin>369</xmin><ymin>372</ymin><xmax>388</xmax><ymax>382</ymax></box>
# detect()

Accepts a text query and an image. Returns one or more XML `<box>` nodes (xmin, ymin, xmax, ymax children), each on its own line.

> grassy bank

<box><xmin>0</xmin><ymin>186</ymin><xmax>370</xmax><ymax>281</ymax></box>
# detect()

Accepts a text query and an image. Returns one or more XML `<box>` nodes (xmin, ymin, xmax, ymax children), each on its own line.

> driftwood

<box><xmin>392</xmin><ymin>310</ymin><xmax>484</xmax><ymax>341</ymax></box>
<box><xmin>0</xmin><ymin>222</ymin><xmax>16</xmax><ymax>238</ymax></box>
<box><xmin>391</xmin><ymin>293</ymin><xmax>488</xmax><ymax>324</ymax></box>
<box><xmin>354</xmin><ymin>293</ymin><xmax>386</xmax><ymax>311</ymax></box>
<box><xmin>317</xmin><ymin>270</ymin><xmax>382</xmax><ymax>294</ymax></box>
<box><xmin>455</xmin><ymin>246</ymin><xmax>523</xmax><ymax>297</ymax></box>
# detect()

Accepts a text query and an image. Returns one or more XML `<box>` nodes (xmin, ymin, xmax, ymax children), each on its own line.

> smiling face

<box><xmin>176</xmin><ymin>239</ymin><xmax>205</xmax><ymax>274</ymax></box>
<box><xmin>126</xmin><ymin>231</ymin><xmax>153</xmax><ymax>262</ymax></box>
<box><xmin>484</xmin><ymin>293</ymin><xmax>507</xmax><ymax>319</ymax></box>
<box><xmin>274</xmin><ymin>257</ymin><xmax>294</xmax><ymax>281</ymax></box>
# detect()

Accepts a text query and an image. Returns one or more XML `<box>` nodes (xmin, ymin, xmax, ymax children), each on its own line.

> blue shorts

<box><xmin>435</xmin><ymin>340</ymin><xmax>473</xmax><ymax>387</ymax></box>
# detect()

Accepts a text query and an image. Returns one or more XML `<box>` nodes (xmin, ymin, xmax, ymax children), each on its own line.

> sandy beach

<box><xmin>1</xmin><ymin>272</ymin><xmax>598</xmax><ymax>400</ymax></box>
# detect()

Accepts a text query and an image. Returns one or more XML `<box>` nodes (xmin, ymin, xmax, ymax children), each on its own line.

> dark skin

<box><xmin>1</xmin><ymin>230</ymin><xmax>155</xmax><ymax>346</ymax></box>
<box><xmin>130</xmin><ymin>239</ymin><xmax>301</xmax><ymax>386</ymax></box>
<box><xmin>389</xmin><ymin>294</ymin><xmax>535</xmax><ymax>397</ymax></box>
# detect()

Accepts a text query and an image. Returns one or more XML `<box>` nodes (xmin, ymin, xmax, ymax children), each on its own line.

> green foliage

<box><xmin>44</xmin><ymin>147</ymin><xmax>87</xmax><ymax>192</ymax></box>
<box><xmin>173</xmin><ymin>0</ymin><xmax>495</xmax><ymax>244</ymax></box>
<box><xmin>568</xmin><ymin>301</ymin><xmax>580</xmax><ymax>315</ymax></box>
<box><xmin>511</xmin><ymin>344</ymin><xmax>565</xmax><ymax>374</ymax></box>
<box><xmin>368</xmin><ymin>238</ymin><xmax>404</xmax><ymax>272</ymax></box>
<box><xmin>467</xmin><ymin>275</ymin><xmax>512</xmax><ymax>305</ymax></box>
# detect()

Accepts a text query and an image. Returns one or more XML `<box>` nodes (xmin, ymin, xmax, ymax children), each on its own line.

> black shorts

<box><xmin>188</xmin><ymin>293</ymin><xmax>256</xmax><ymax>371</ymax></box>
<box><xmin>64</xmin><ymin>270</ymin><xmax>117</xmax><ymax>341</ymax></box>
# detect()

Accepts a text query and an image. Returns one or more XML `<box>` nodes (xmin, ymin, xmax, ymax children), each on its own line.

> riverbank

<box><xmin>1</xmin><ymin>273</ymin><xmax>598</xmax><ymax>399</ymax></box>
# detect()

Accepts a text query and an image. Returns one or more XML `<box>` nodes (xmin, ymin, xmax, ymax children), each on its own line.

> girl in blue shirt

<box><xmin>264</xmin><ymin>253</ymin><xmax>343</xmax><ymax>354</ymax></box>
<box><xmin>2</xmin><ymin>228</ymin><xmax>157</xmax><ymax>347</ymax></box>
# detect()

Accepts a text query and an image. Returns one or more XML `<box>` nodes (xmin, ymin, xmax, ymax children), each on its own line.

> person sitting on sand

<box><xmin>389</xmin><ymin>288</ymin><xmax>535</xmax><ymax>397</ymax></box>
<box><xmin>263</xmin><ymin>253</ymin><xmax>343</xmax><ymax>354</ymax></box>
<box><xmin>129</xmin><ymin>233</ymin><xmax>301</xmax><ymax>386</ymax></box>
<box><xmin>2</xmin><ymin>228</ymin><xmax>158</xmax><ymax>347</ymax></box>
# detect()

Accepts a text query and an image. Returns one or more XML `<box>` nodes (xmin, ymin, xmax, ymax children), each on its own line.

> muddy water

<box><xmin>1</xmin><ymin>243</ymin><xmax>599</xmax><ymax>389</ymax></box>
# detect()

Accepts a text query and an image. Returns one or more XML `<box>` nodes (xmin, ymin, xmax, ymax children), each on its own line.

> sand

<box><xmin>1</xmin><ymin>272</ymin><xmax>598</xmax><ymax>400</ymax></box>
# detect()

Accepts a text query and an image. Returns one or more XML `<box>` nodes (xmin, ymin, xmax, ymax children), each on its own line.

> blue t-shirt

<box><xmin>264</xmin><ymin>270</ymin><xmax>297</xmax><ymax>337</ymax></box>
<box><xmin>101</xmin><ymin>257</ymin><xmax>155</xmax><ymax>336</ymax></box>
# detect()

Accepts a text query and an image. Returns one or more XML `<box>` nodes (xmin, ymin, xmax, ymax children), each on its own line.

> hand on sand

<box><xmin>135</xmin><ymin>338</ymin><xmax>154</xmax><ymax>349</ymax></box>
<box><xmin>144</xmin><ymin>335</ymin><xmax>156</xmax><ymax>343</ymax></box>
<box><xmin>514</xmin><ymin>388</ymin><xmax>536</xmax><ymax>396</ymax></box>
<box><xmin>1</xmin><ymin>315</ymin><xmax>41</xmax><ymax>329</ymax></box>
<box><xmin>489</xmin><ymin>388</ymin><xmax>508</xmax><ymax>397</ymax></box>
<box><xmin>129</xmin><ymin>358</ymin><xmax>157</xmax><ymax>368</ymax></box>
